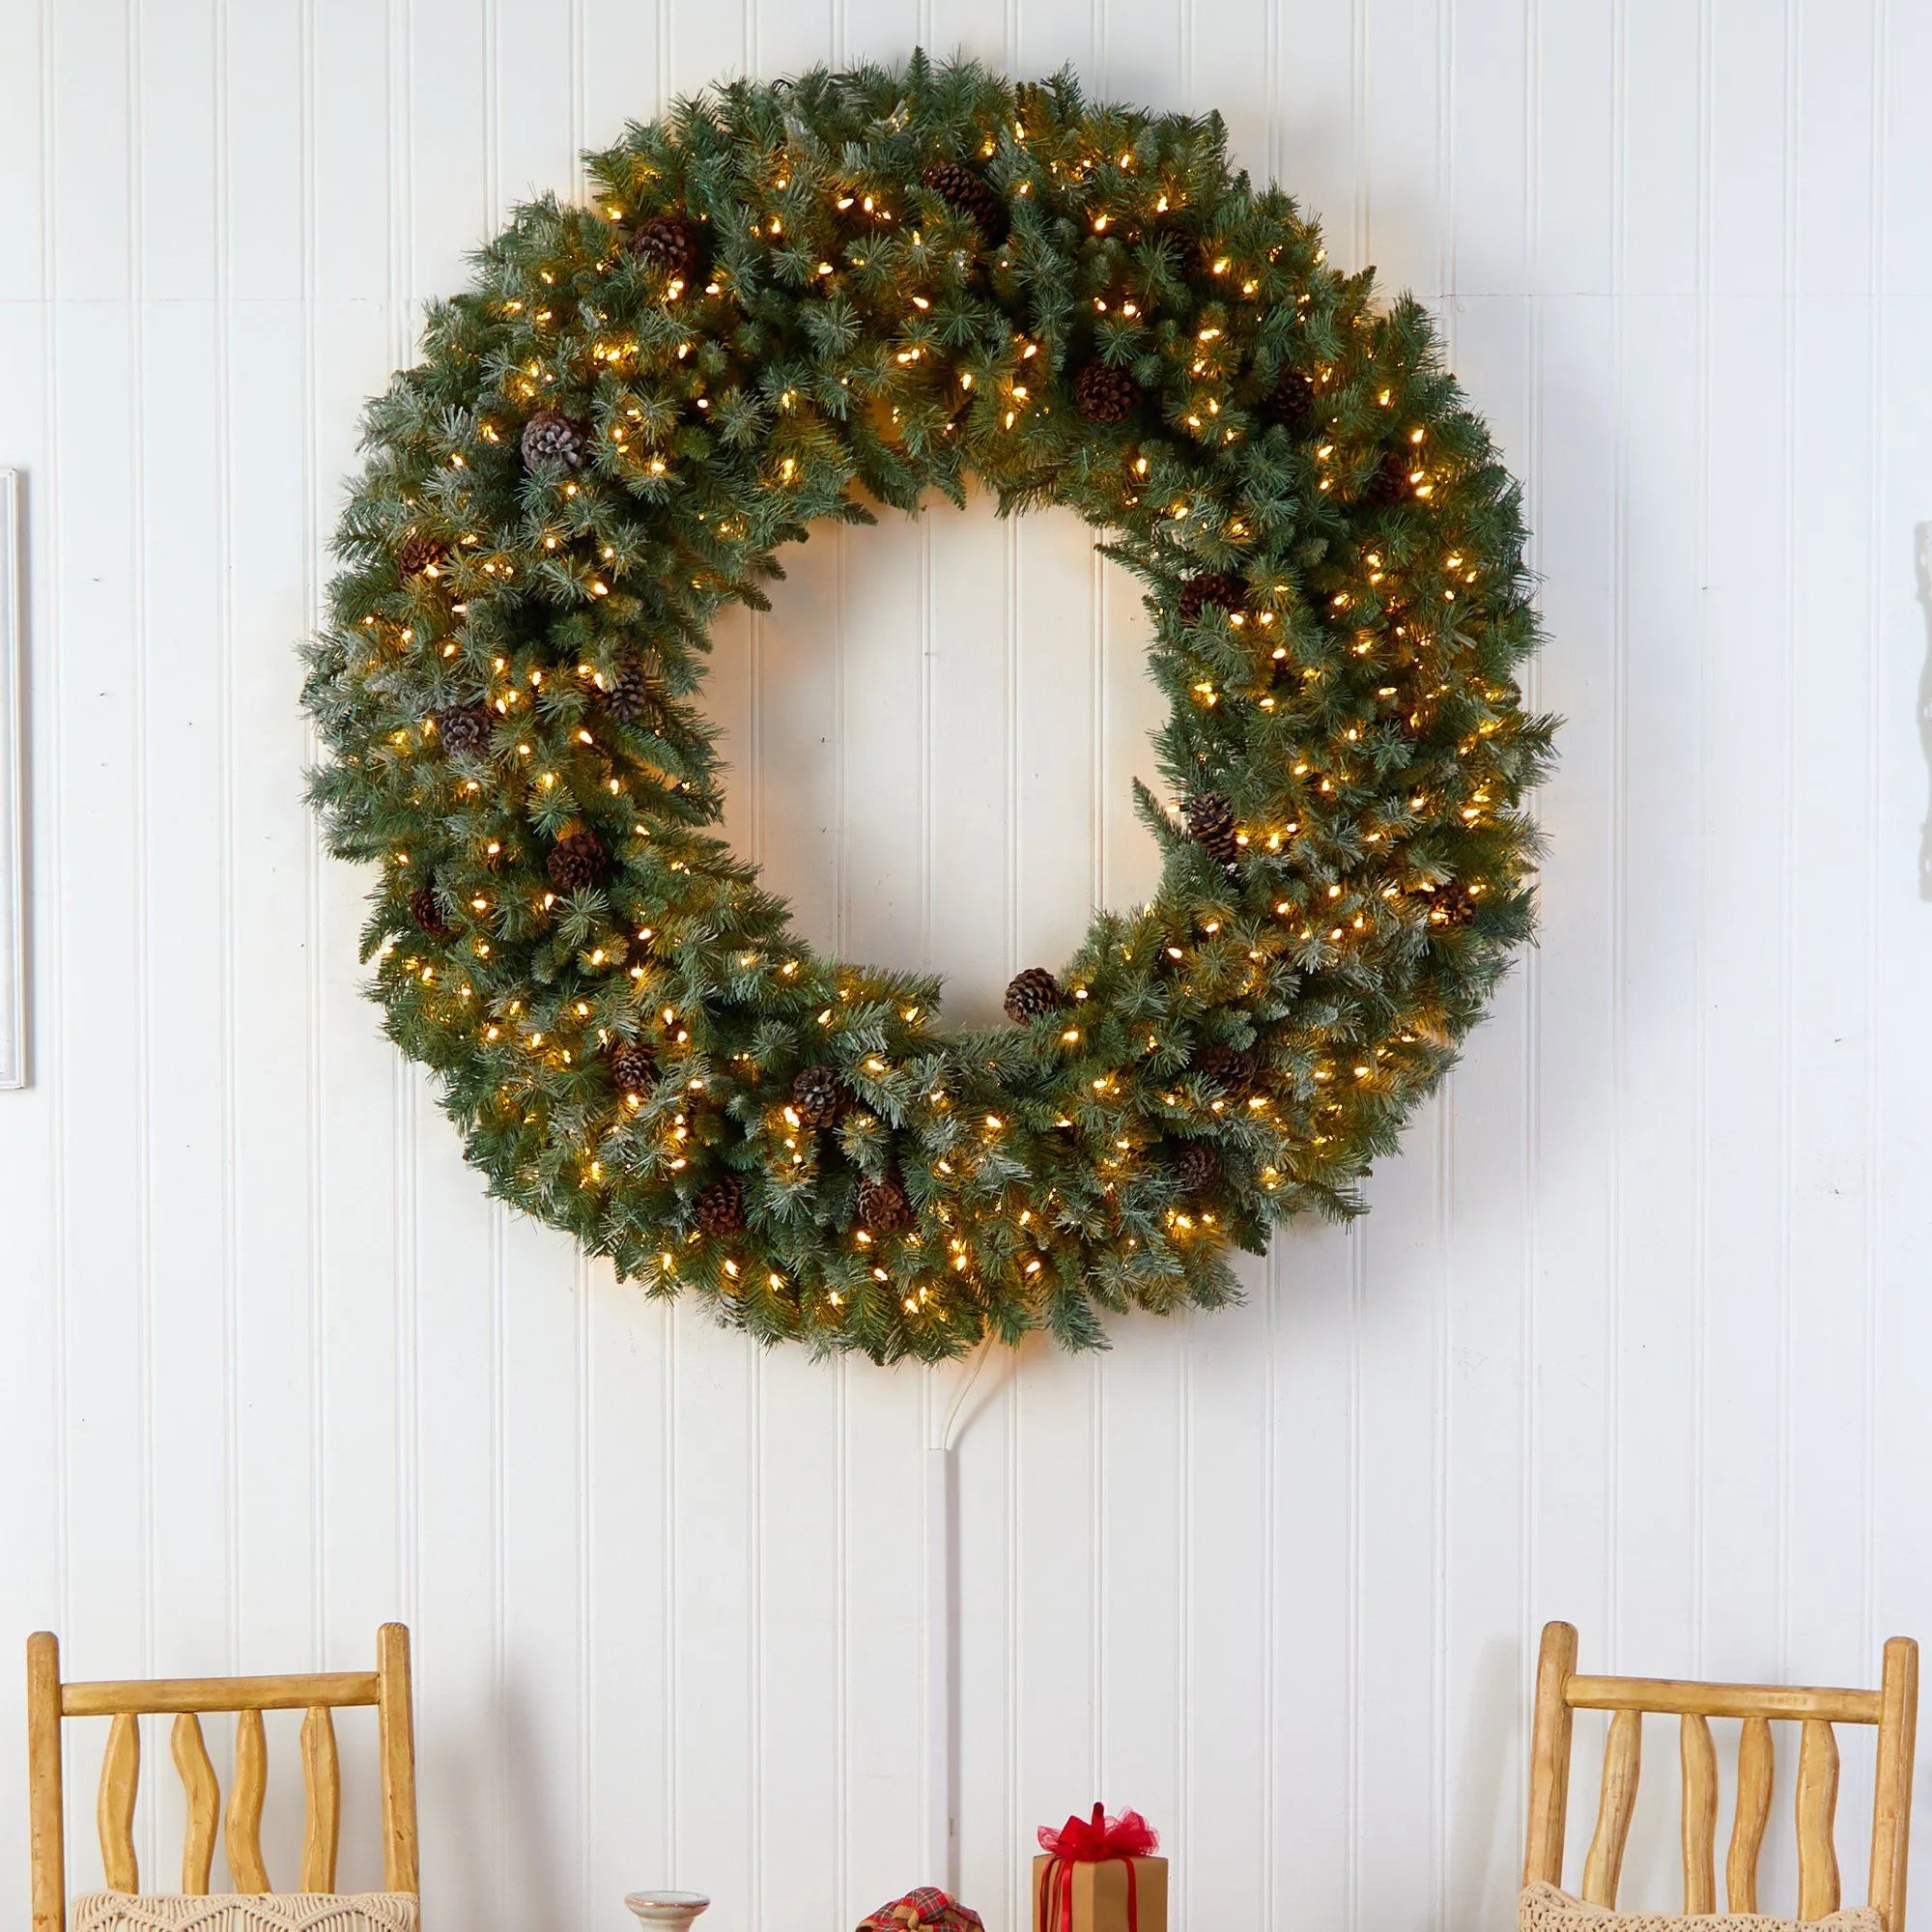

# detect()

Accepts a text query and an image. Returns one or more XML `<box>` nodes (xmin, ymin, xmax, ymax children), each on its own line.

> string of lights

<box><xmin>301</xmin><ymin>54</ymin><xmax>1553</xmax><ymax>1361</ymax></box>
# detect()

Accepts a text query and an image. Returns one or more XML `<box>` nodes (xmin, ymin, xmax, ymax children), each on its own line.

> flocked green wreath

<box><xmin>302</xmin><ymin>55</ymin><xmax>1554</xmax><ymax>1361</ymax></box>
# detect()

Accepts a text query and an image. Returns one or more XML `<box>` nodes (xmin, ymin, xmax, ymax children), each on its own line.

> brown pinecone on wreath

<box><xmin>1361</xmin><ymin>448</ymin><xmax>1412</xmax><ymax>508</ymax></box>
<box><xmin>696</xmin><ymin>1176</ymin><xmax>748</xmax><ymax>1236</ymax></box>
<box><xmin>1073</xmin><ymin>360</ymin><xmax>1143</xmax><ymax>424</ymax></box>
<box><xmin>1184</xmin><ymin>789</ymin><xmax>1240</xmax><ymax>865</ymax></box>
<box><xmin>599</xmin><ymin>658</ymin><xmax>658</xmax><ymax>726</ymax></box>
<box><xmin>1178</xmin><ymin>572</ymin><xmax>1245</xmax><ymax>624</ymax></box>
<box><xmin>1173</xmin><ymin>1142</ymin><xmax>1221</xmax><ymax>1194</ymax></box>
<box><xmin>1423</xmin><ymin>881</ymin><xmax>1481</xmax><ymax>929</ymax></box>
<box><xmin>409</xmin><ymin>881</ymin><xmax>455</xmax><ymax>939</ymax></box>
<box><xmin>857</xmin><ymin>1172</ymin><xmax>913</xmax><ymax>1234</ymax></box>
<box><xmin>921</xmin><ymin>162</ymin><xmax>1009</xmax><ymax>245</ymax></box>
<box><xmin>434</xmin><ymin>701</ymin><xmax>495</xmax><ymax>756</ymax></box>
<box><xmin>630</xmin><ymin>214</ymin><xmax>702</xmax><ymax>284</ymax></box>
<box><xmin>1259</xmin><ymin>368</ymin><xmax>1316</xmax><ymax>433</ymax></box>
<box><xmin>396</xmin><ymin>528</ymin><xmax>450</xmax><ymax>578</ymax></box>
<box><xmin>791</xmin><ymin>1065</ymin><xmax>853</xmax><ymax>1128</ymax></box>
<box><xmin>1195</xmin><ymin>1042</ymin><xmax>1259</xmax><ymax>1093</ymax></box>
<box><xmin>547</xmin><ymin>829</ymin><xmax>609</xmax><ymax>894</ymax></box>
<box><xmin>609</xmin><ymin>1038</ymin><xmax>658</xmax><ymax>1096</ymax></box>
<box><xmin>521</xmin><ymin>408</ymin><xmax>589</xmax><ymax>471</ymax></box>
<box><xmin>1004</xmin><ymin>967</ymin><xmax>1064</xmax><ymax>1024</ymax></box>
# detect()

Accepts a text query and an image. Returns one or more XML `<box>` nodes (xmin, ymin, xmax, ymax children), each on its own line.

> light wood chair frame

<box><xmin>1524</xmin><ymin>1621</ymin><xmax>1918</xmax><ymax>1931</ymax></box>
<box><xmin>26</xmin><ymin>1623</ymin><xmax>419</xmax><ymax>1932</ymax></box>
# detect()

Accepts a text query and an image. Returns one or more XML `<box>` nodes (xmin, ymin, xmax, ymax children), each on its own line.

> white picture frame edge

<box><xmin>0</xmin><ymin>469</ymin><xmax>23</xmax><ymax>1090</ymax></box>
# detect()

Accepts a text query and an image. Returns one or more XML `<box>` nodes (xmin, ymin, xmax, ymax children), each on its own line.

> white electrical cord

<box><xmin>925</xmin><ymin>1337</ymin><xmax>1004</xmax><ymax>1891</ymax></box>
<box><xmin>933</xmin><ymin>1334</ymin><xmax>996</xmax><ymax>1452</ymax></box>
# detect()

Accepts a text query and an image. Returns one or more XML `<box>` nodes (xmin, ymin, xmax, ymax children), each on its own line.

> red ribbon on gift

<box><xmin>1036</xmin><ymin>1804</ymin><xmax>1160</xmax><ymax>1932</ymax></box>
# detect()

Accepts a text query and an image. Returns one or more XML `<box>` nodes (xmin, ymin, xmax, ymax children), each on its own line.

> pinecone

<box><xmin>1173</xmin><ymin>1142</ymin><xmax>1221</xmax><ymax>1194</ymax></box>
<box><xmin>598</xmin><ymin>657</ymin><xmax>658</xmax><ymax>726</ymax></box>
<box><xmin>408</xmin><ymin>881</ymin><xmax>455</xmax><ymax>939</ymax></box>
<box><xmin>1003</xmin><ymin>967</ymin><xmax>1064</xmax><ymax>1024</ymax></box>
<box><xmin>696</xmin><ymin>1176</ymin><xmax>747</xmax><ymax>1236</ymax></box>
<box><xmin>521</xmin><ymin>408</ymin><xmax>589</xmax><ymax>471</ymax></box>
<box><xmin>922</xmin><ymin>161</ymin><xmax>1009</xmax><ymax>244</ymax></box>
<box><xmin>1260</xmin><ymin>369</ymin><xmax>1315</xmax><ymax>432</ymax></box>
<box><xmin>546</xmin><ymin>829</ymin><xmax>609</xmax><ymax>894</ymax></box>
<box><xmin>1423</xmin><ymin>882</ymin><xmax>1481</xmax><ymax>930</ymax></box>
<box><xmin>609</xmin><ymin>1039</ymin><xmax>658</xmax><ymax>1096</ymax></box>
<box><xmin>434</xmin><ymin>701</ymin><xmax>495</xmax><ymax>756</ymax></box>
<box><xmin>1361</xmin><ymin>449</ymin><xmax>1412</xmax><ymax>508</ymax></box>
<box><xmin>790</xmin><ymin>1065</ymin><xmax>853</xmax><ymax>1129</ymax></box>
<box><xmin>857</xmin><ymin>1173</ymin><xmax>913</xmax><ymax>1234</ymax></box>
<box><xmin>630</xmin><ymin>214</ymin><xmax>702</xmax><ymax>284</ymax></box>
<box><xmin>1073</xmin><ymin>360</ymin><xmax>1144</xmax><ymax>425</ymax></box>
<box><xmin>1195</xmin><ymin>1043</ymin><xmax>1258</xmax><ymax>1093</ymax></box>
<box><xmin>1184</xmin><ymin>790</ymin><xmax>1240</xmax><ymax>866</ymax></box>
<box><xmin>396</xmin><ymin>528</ymin><xmax>449</xmax><ymax>578</ymax></box>
<box><xmin>1178</xmin><ymin>573</ymin><xmax>1245</xmax><ymax>625</ymax></box>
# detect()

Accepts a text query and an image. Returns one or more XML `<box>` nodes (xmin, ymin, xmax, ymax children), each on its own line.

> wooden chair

<box><xmin>26</xmin><ymin>1624</ymin><xmax>419</xmax><ymax>1932</ymax></box>
<box><xmin>1524</xmin><ymin>1622</ymin><xmax>1918</xmax><ymax>1930</ymax></box>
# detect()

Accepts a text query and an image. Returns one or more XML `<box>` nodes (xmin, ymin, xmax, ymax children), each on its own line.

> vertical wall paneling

<box><xmin>50</xmin><ymin>0</ymin><xmax>151</xmax><ymax>1892</ymax></box>
<box><xmin>137</xmin><ymin>0</ymin><xmax>227</xmax><ymax>1883</ymax></box>
<box><xmin>1698</xmin><ymin>18</ymin><xmax>1794</xmax><ymax>1846</ymax></box>
<box><xmin>0</xmin><ymin>0</ymin><xmax>56</xmax><ymax>1904</ymax></box>
<box><xmin>0</xmin><ymin>451</ymin><xmax>28</xmax><ymax>1096</ymax></box>
<box><xmin>3</xmin><ymin>4</ymin><xmax>1924</xmax><ymax>1929</ymax></box>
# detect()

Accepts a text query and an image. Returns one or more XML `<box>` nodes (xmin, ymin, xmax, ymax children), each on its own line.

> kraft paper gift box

<box><xmin>1030</xmin><ymin>1854</ymin><xmax>1168</xmax><ymax>1932</ymax></box>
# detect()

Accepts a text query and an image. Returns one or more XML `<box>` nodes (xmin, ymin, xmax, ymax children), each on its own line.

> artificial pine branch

<box><xmin>303</xmin><ymin>54</ymin><xmax>1553</xmax><ymax>1362</ymax></box>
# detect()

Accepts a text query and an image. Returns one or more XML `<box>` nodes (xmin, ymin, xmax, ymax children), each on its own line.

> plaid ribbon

<box><xmin>857</xmin><ymin>1889</ymin><xmax>984</xmax><ymax>1932</ymax></box>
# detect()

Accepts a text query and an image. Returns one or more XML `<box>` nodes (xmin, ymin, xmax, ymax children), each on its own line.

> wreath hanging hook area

<box><xmin>302</xmin><ymin>53</ymin><xmax>1553</xmax><ymax>1362</ymax></box>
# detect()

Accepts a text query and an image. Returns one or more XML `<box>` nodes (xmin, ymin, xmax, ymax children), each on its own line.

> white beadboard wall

<box><xmin>6</xmin><ymin>1</ymin><xmax>1932</xmax><ymax>1929</ymax></box>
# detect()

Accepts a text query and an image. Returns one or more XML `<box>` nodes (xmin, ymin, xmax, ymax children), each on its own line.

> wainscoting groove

<box><xmin>3</xmin><ymin>3</ymin><xmax>1929</xmax><ymax>1928</ymax></box>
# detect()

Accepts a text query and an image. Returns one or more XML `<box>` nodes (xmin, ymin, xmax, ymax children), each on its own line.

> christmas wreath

<box><xmin>302</xmin><ymin>55</ymin><xmax>1553</xmax><ymax>1361</ymax></box>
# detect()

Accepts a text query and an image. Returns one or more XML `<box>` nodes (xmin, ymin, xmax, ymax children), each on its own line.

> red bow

<box><xmin>1037</xmin><ymin>1804</ymin><xmax>1160</xmax><ymax>1862</ymax></box>
<box><xmin>1036</xmin><ymin>1805</ymin><xmax>1159</xmax><ymax>1932</ymax></box>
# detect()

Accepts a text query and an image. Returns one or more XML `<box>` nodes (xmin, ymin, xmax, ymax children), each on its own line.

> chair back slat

<box><xmin>1679</xmin><ymin>1714</ymin><xmax>1717</xmax><ymax>1913</ymax></box>
<box><xmin>1796</xmin><ymin>1719</ymin><xmax>1842</xmax><ymax>1920</ymax></box>
<box><xmin>298</xmin><ymin>1708</ymin><xmax>341</xmax><ymax>1891</ymax></box>
<box><xmin>1727</xmin><ymin>1715</ymin><xmax>1775</xmax><ymax>1911</ymax></box>
<box><xmin>1581</xmin><ymin>1709</ymin><xmax>1642</xmax><ymax>1905</ymax></box>
<box><xmin>169</xmin><ymin>1716</ymin><xmax>218</xmax><ymax>1893</ymax></box>
<box><xmin>226</xmin><ymin>1709</ymin><xmax>270</xmax><ymax>1892</ymax></box>
<box><xmin>97</xmin><ymin>1714</ymin><xmax>140</xmax><ymax>1892</ymax></box>
<box><xmin>1526</xmin><ymin>1624</ymin><xmax>1918</xmax><ymax>1932</ymax></box>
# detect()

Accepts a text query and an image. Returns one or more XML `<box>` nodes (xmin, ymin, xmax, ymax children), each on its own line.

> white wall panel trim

<box><xmin>7</xmin><ymin>4</ymin><xmax>1932</xmax><ymax>1929</ymax></box>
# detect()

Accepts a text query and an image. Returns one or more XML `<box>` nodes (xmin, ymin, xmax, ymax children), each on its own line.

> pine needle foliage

<box><xmin>302</xmin><ymin>55</ymin><xmax>1555</xmax><ymax>1362</ymax></box>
